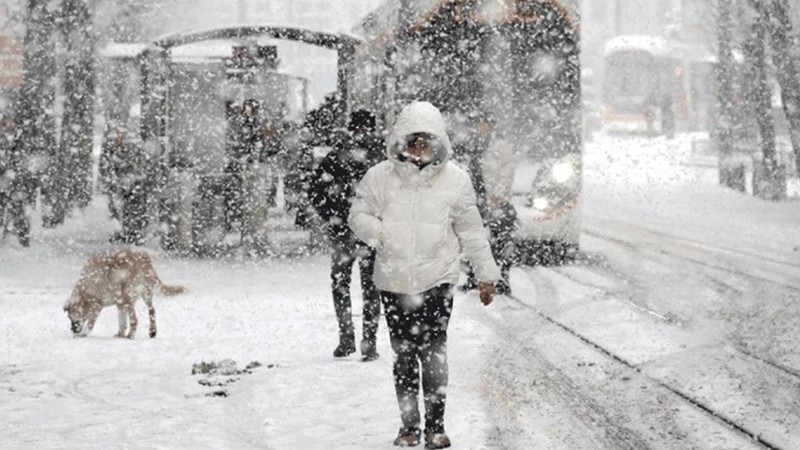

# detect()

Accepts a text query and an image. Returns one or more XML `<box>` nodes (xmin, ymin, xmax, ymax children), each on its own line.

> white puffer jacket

<box><xmin>348</xmin><ymin>101</ymin><xmax>500</xmax><ymax>294</ymax></box>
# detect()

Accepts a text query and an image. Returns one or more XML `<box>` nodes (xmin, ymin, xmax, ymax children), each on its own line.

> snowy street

<box><xmin>2</xmin><ymin>133</ymin><xmax>800</xmax><ymax>449</ymax></box>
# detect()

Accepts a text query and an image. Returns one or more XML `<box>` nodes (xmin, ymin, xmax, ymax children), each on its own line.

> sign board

<box><xmin>0</xmin><ymin>0</ymin><xmax>23</xmax><ymax>89</ymax></box>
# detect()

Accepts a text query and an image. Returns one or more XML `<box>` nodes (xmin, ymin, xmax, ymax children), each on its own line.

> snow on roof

<box><xmin>148</xmin><ymin>23</ymin><xmax>360</xmax><ymax>51</ymax></box>
<box><xmin>100</xmin><ymin>40</ymin><xmax>242</xmax><ymax>61</ymax></box>
<box><xmin>99</xmin><ymin>42</ymin><xmax>147</xmax><ymax>59</ymax></box>
<box><xmin>169</xmin><ymin>41</ymin><xmax>235</xmax><ymax>60</ymax></box>
<box><xmin>603</xmin><ymin>35</ymin><xmax>672</xmax><ymax>59</ymax></box>
<box><xmin>679</xmin><ymin>42</ymin><xmax>717</xmax><ymax>64</ymax></box>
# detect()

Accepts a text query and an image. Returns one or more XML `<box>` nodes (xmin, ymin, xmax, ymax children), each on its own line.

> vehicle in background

<box><xmin>351</xmin><ymin>0</ymin><xmax>582</xmax><ymax>263</ymax></box>
<box><xmin>602</xmin><ymin>34</ymin><xmax>715</xmax><ymax>136</ymax></box>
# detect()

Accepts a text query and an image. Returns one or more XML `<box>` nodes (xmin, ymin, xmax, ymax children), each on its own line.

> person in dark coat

<box><xmin>459</xmin><ymin>112</ymin><xmax>518</xmax><ymax>295</ymax></box>
<box><xmin>98</xmin><ymin>127</ymin><xmax>130</xmax><ymax>221</ymax></box>
<box><xmin>223</xmin><ymin>99</ymin><xmax>278</xmax><ymax>233</ymax></box>
<box><xmin>308</xmin><ymin>109</ymin><xmax>385</xmax><ymax>360</ymax></box>
<box><xmin>99</xmin><ymin>128</ymin><xmax>149</xmax><ymax>244</ymax></box>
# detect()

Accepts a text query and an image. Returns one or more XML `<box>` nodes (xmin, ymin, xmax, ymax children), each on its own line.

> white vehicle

<box><xmin>602</xmin><ymin>34</ymin><xmax>715</xmax><ymax>135</ymax></box>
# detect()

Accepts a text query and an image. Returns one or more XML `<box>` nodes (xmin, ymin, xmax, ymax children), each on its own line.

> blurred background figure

<box><xmin>459</xmin><ymin>112</ymin><xmax>517</xmax><ymax>295</ymax></box>
<box><xmin>98</xmin><ymin>126</ymin><xmax>150</xmax><ymax>244</ymax></box>
<box><xmin>98</xmin><ymin>126</ymin><xmax>130</xmax><ymax>221</ymax></box>
<box><xmin>308</xmin><ymin>109</ymin><xmax>384</xmax><ymax>360</ymax></box>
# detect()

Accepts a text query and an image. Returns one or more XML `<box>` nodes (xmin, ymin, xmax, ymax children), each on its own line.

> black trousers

<box><xmin>121</xmin><ymin>180</ymin><xmax>150</xmax><ymax>244</ymax></box>
<box><xmin>331</xmin><ymin>240</ymin><xmax>380</xmax><ymax>349</ymax></box>
<box><xmin>486</xmin><ymin>202</ymin><xmax>517</xmax><ymax>280</ymax></box>
<box><xmin>381</xmin><ymin>285</ymin><xmax>454</xmax><ymax>434</ymax></box>
<box><xmin>467</xmin><ymin>202</ymin><xmax>517</xmax><ymax>285</ymax></box>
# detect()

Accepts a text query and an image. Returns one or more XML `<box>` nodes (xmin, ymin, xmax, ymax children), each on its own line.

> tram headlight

<box><xmin>551</xmin><ymin>161</ymin><xmax>575</xmax><ymax>183</ymax></box>
<box><xmin>532</xmin><ymin>197</ymin><xmax>550</xmax><ymax>211</ymax></box>
<box><xmin>523</xmin><ymin>155</ymin><xmax>580</xmax><ymax>214</ymax></box>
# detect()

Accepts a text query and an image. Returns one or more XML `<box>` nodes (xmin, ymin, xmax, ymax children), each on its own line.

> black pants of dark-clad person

<box><xmin>330</xmin><ymin>239</ymin><xmax>380</xmax><ymax>358</ymax></box>
<box><xmin>380</xmin><ymin>284</ymin><xmax>454</xmax><ymax>435</ymax></box>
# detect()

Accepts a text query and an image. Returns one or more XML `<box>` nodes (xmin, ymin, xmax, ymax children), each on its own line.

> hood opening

<box><xmin>387</xmin><ymin>101</ymin><xmax>453</xmax><ymax>165</ymax></box>
<box><xmin>393</xmin><ymin>132</ymin><xmax>448</xmax><ymax>170</ymax></box>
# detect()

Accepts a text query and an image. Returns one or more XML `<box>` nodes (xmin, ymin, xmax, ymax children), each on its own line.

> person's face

<box><xmin>405</xmin><ymin>133</ymin><xmax>434</xmax><ymax>167</ymax></box>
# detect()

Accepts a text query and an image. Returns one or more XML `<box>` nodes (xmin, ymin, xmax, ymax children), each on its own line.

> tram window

<box><xmin>605</xmin><ymin>54</ymin><xmax>660</xmax><ymax>98</ymax></box>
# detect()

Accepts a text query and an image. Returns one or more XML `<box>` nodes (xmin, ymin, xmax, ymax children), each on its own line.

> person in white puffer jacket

<box><xmin>348</xmin><ymin>101</ymin><xmax>499</xmax><ymax>449</ymax></box>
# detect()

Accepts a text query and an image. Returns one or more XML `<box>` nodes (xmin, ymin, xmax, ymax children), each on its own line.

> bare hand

<box><xmin>478</xmin><ymin>282</ymin><xmax>495</xmax><ymax>306</ymax></box>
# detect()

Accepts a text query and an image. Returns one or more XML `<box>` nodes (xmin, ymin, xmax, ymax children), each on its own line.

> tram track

<box><xmin>500</xmin><ymin>213</ymin><xmax>800</xmax><ymax>448</ymax></box>
<box><xmin>546</xmin><ymin>264</ymin><xmax>680</xmax><ymax>326</ymax></box>
<box><xmin>549</xmin><ymin>262</ymin><xmax>800</xmax><ymax>386</ymax></box>
<box><xmin>582</xmin><ymin>222</ymin><xmax>800</xmax><ymax>292</ymax></box>
<box><xmin>498</xmin><ymin>279</ymin><xmax>786</xmax><ymax>450</ymax></box>
<box><xmin>577</xmin><ymin>222</ymin><xmax>800</xmax><ymax>382</ymax></box>
<box><xmin>472</xmin><ymin>301</ymin><xmax>650</xmax><ymax>449</ymax></box>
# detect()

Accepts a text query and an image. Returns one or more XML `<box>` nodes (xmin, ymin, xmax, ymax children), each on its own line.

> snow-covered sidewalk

<box><xmin>0</xmin><ymin>199</ymin><xmax>499</xmax><ymax>449</ymax></box>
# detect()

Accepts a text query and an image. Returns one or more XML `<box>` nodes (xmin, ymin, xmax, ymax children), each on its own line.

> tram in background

<box><xmin>601</xmin><ymin>34</ymin><xmax>715</xmax><ymax>136</ymax></box>
<box><xmin>350</xmin><ymin>0</ymin><xmax>582</xmax><ymax>262</ymax></box>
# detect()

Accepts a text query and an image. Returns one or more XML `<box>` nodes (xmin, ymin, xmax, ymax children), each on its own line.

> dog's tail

<box><xmin>159</xmin><ymin>284</ymin><xmax>187</xmax><ymax>296</ymax></box>
<box><xmin>138</xmin><ymin>253</ymin><xmax>187</xmax><ymax>297</ymax></box>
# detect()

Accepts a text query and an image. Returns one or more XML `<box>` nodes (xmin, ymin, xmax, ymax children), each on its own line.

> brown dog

<box><xmin>63</xmin><ymin>249</ymin><xmax>186</xmax><ymax>338</ymax></box>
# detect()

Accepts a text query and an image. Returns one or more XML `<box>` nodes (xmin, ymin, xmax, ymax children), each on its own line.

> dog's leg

<box><xmin>83</xmin><ymin>302</ymin><xmax>101</xmax><ymax>336</ymax></box>
<box><xmin>124</xmin><ymin>302</ymin><xmax>138</xmax><ymax>339</ymax></box>
<box><xmin>121</xmin><ymin>284</ymin><xmax>137</xmax><ymax>339</ymax></box>
<box><xmin>144</xmin><ymin>294</ymin><xmax>157</xmax><ymax>338</ymax></box>
<box><xmin>115</xmin><ymin>304</ymin><xmax>127</xmax><ymax>338</ymax></box>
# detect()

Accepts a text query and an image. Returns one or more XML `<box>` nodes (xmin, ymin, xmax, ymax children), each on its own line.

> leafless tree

<box><xmin>766</xmin><ymin>0</ymin><xmax>800</xmax><ymax>175</ymax></box>
<box><xmin>59</xmin><ymin>0</ymin><xmax>95</xmax><ymax>210</ymax></box>
<box><xmin>745</xmin><ymin>0</ymin><xmax>782</xmax><ymax>199</ymax></box>
<box><xmin>16</xmin><ymin>0</ymin><xmax>59</xmax><ymax>225</ymax></box>
<box><xmin>716</xmin><ymin>0</ymin><xmax>745</xmax><ymax>190</ymax></box>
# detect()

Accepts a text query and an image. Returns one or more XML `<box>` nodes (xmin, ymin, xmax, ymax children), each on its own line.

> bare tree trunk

<box><xmin>59</xmin><ymin>0</ymin><xmax>95</xmax><ymax>210</ymax></box>
<box><xmin>17</xmin><ymin>0</ymin><xmax>58</xmax><ymax>226</ymax></box>
<box><xmin>748</xmin><ymin>2</ymin><xmax>783</xmax><ymax>200</ymax></box>
<box><xmin>716</xmin><ymin>0</ymin><xmax>745</xmax><ymax>191</ymax></box>
<box><xmin>768</xmin><ymin>0</ymin><xmax>800</xmax><ymax>175</ymax></box>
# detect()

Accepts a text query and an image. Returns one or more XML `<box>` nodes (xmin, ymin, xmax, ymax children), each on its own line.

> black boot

<box><xmin>496</xmin><ymin>278</ymin><xmax>511</xmax><ymax>295</ymax></box>
<box><xmin>497</xmin><ymin>263</ymin><xmax>512</xmax><ymax>295</ymax></box>
<box><xmin>333</xmin><ymin>335</ymin><xmax>355</xmax><ymax>357</ymax></box>
<box><xmin>360</xmin><ymin>339</ymin><xmax>379</xmax><ymax>362</ymax></box>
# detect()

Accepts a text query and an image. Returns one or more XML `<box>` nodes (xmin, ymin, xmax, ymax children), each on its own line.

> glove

<box><xmin>478</xmin><ymin>282</ymin><xmax>495</xmax><ymax>306</ymax></box>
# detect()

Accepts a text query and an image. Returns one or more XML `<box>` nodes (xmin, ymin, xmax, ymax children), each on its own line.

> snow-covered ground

<box><xmin>2</xmin><ymin>132</ymin><xmax>799</xmax><ymax>449</ymax></box>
